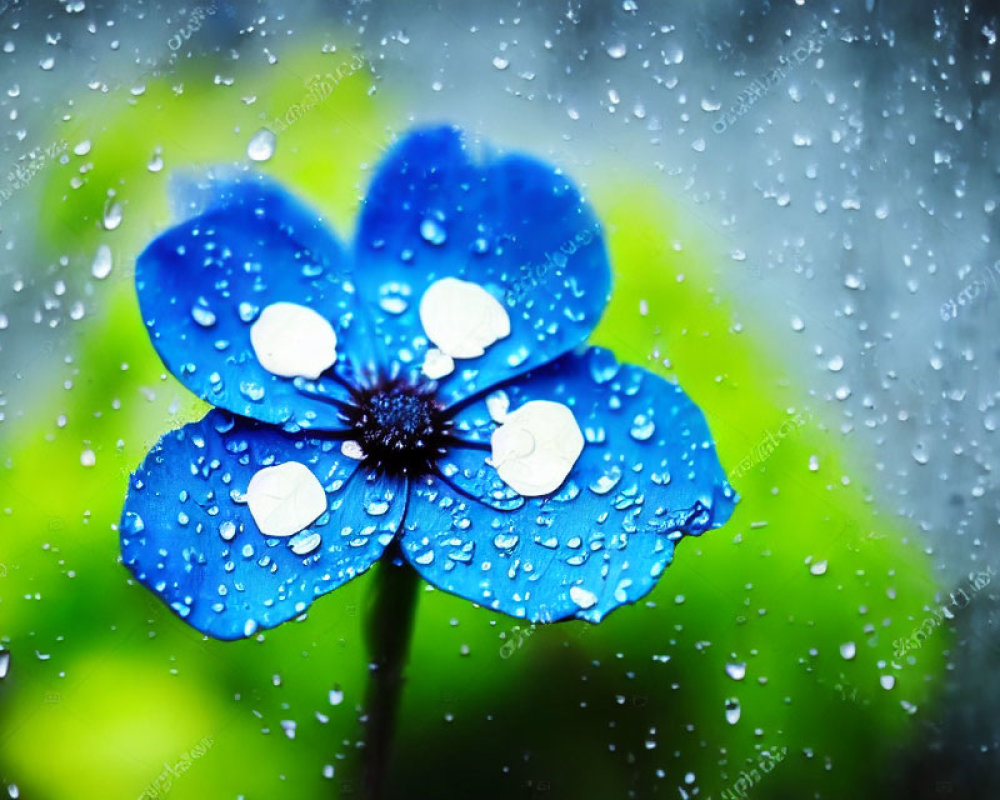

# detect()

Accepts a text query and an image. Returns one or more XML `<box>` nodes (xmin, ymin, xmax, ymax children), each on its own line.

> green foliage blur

<box><xmin>0</xmin><ymin>41</ymin><xmax>946</xmax><ymax>800</ymax></box>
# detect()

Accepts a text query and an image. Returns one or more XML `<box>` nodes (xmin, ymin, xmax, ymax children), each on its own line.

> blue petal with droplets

<box><xmin>399</xmin><ymin>346</ymin><xmax>737</xmax><ymax>623</ymax></box>
<box><xmin>120</xmin><ymin>410</ymin><xmax>406</xmax><ymax>639</ymax></box>
<box><xmin>137</xmin><ymin>176</ymin><xmax>370</xmax><ymax>432</ymax></box>
<box><xmin>354</xmin><ymin>125</ymin><xmax>611</xmax><ymax>404</ymax></box>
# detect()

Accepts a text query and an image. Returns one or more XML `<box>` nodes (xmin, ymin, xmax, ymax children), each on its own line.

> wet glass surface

<box><xmin>1</xmin><ymin>2</ymin><xmax>997</xmax><ymax>798</ymax></box>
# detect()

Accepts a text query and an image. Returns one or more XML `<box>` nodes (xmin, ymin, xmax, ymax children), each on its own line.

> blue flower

<box><xmin>120</xmin><ymin>125</ymin><xmax>737</xmax><ymax>640</ymax></box>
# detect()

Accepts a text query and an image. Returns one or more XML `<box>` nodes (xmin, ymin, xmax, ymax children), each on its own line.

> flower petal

<box><xmin>354</xmin><ymin>125</ymin><xmax>611</xmax><ymax>404</ymax></box>
<box><xmin>137</xmin><ymin>176</ymin><xmax>371</xmax><ymax>431</ymax></box>
<box><xmin>120</xmin><ymin>410</ymin><xmax>406</xmax><ymax>639</ymax></box>
<box><xmin>399</xmin><ymin>347</ymin><xmax>737</xmax><ymax>623</ymax></box>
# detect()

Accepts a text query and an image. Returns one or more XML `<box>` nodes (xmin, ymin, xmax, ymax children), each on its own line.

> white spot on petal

<box><xmin>570</xmin><ymin>585</ymin><xmax>598</xmax><ymax>609</ymax></box>
<box><xmin>250</xmin><ymin>302</ymin><xmax>337</xmax><ymax>379</ymax></box>
<box><xmin>421</xmin><ymin>347</ymin><xmax>455</xmax><ymax>379</ymax></box>
<box><xmin>340</xmin><ymin>440</ymin><xmax>365</xmax><ymax>460</ymax></box>
<box><xmin>486</xmin><ymin>390</ymin><xmax>510</xmax><ymax>423</ymax></box>
<box><xmin>419</xmin><ymin>277</ymin><xmax>510</xmax><ymax>359</ymax></box>
<box><xmin>246</xmin><ymin>461</ymin><xmax>327</xmax><ymax>537</ymax></box>
<box><xmin>490</xmin><ymin>400</ymin><xmax>584</xmax><ymax>497</ymax></box>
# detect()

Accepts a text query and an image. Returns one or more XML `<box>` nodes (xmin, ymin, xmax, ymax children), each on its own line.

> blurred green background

<box><xmin>0</xmin><ymin>29</ymin><xmax>949</xmax><ymax>800</ymax></box>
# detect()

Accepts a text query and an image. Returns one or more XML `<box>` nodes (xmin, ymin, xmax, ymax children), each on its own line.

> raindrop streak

<box><xmin>247</xmin><ymin>129</ymin><xmax>276</xmax><ymax>162</ymax></box>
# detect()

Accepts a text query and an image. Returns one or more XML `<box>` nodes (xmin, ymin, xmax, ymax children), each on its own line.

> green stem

<box><xmin>360</xmin><ymin>539</ymin><xmax>420</xmax><ymax>800</ymax></box>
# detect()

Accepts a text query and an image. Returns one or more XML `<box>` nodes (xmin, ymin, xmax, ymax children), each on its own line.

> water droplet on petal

<box><xmin>588</xmin><ymin>466</ymin><xmax>622</xmax><ymax>495</ymax></box>
<box><xmin>570</xmin><ymin>585</ymin><xmax>598</xmax><ymax>609</ymax></box>
<box><xmin>289</xmin><ymin>530</ymin><xmax>322</xmax><ymax>556</ymax></box>
<box><xmin>419</xmin><ymin>217</ymin><xmax>447</xmax><ymax>246</ymax></box>
<box><xmin>493</xmin><ymin>532</ymin><xmax>519</xmax><ymax>550</ymax></box>
<box><xmin>191</xmin><ymin>303</ymin><xmax>217</xmax><ymax>327</ymax></box>
<box><xmin>629</xmin><ymin>414</ymin><xmax>655</xmax><ymax>441</ymax></box>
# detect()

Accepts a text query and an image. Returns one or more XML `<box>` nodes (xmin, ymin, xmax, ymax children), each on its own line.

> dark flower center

<box><xmin>345</xmin><ymin>379</ymin><xmax>451</xmax><ymax>477</ymax></box>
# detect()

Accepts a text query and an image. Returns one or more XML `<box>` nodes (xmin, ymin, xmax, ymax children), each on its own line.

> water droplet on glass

<box><xmin>247</xmin><ymin>128</ymin><xmax>276</xmax><ymax>162</ymax></box>
<box><xmin>840</xmin><ymin>641</ymin><xmax>856</xmax><ymax>660</ymax></box>
<box><xmin>809</xmin><ymin>559</ymin><xmax>828</xmax><ymax>576</ymax></box>
<box><xmin>102</xmin><ymin>199</ymin><xmax>123</xmax><ymax>231</ymax></box>
<box><xmin>606</xmin><ymin>42</ymin><xmax>627</xmax><ymax>59</ymax></box>
<box><xmin>329</xmin><ymin>686</ymin><xmax>344</xmax><ymax>705</ymax></box>
<box><xmin>80</xmin><ymin>449</ymin><xmax>96</xmax><ymax>467</ymax></box>
<box><xmin>725</xmin><ymin>661</ymin><xmax>747</xmax><ymax>681</ymax></box>
<box><xmin>724</xmin><ymin>697</ymin><xmax>741</xmax><ymax>725</ymax></box>
<box><xmin>91</xmin><ymin>244</ymin><xmax>112</xmax><ymax>279</ymax></box>
<box><xmin>0</xmin><ymin>650</ymin><xmax>10</xmax><ymax>680</ymax></box>
<box><xmin>219</xmin><ymin>521</ymin><xmax>237</xmax><ymax>541</ymax></box>
<box><xmin>880</xmin><ymin>675</ymin><xmax>896</xmax><ymax>690</ymax></box>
